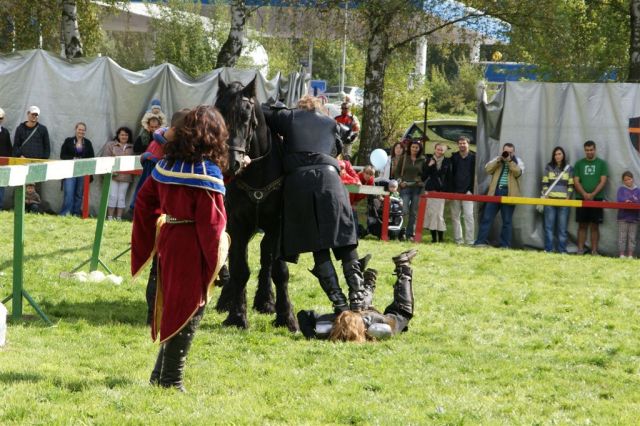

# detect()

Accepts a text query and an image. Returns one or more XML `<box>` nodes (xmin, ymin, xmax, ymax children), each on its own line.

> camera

<box><xmin>501</xmin><ymin>151</ymin><xmax>510</xmax><ymax>159</ymax></box>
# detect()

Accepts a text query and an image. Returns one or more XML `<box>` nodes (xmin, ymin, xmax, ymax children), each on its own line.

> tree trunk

<box><xmin>359</xmin><ymin>27</ymin><xmax>389</xmax><ymax>164</ymax></box>
<box><xmin>216</xmin><ymin>0</ymin><xmax>247</xmax><ymax>68</ymax></box>
<box><xmin>62</xmin><ymin>0</ymin><xmax>83</xmax><ymax>58</ymax></box>
<box><xmin>629</xmin><ymin>0</ymin><xmax>640</xmax><ymax>81</ymax></box>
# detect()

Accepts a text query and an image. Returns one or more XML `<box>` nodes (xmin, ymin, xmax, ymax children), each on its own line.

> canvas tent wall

<box><xmin>0</xmin><ymin>49</ymin><xmax>307</xmax><ymax>212</ymax></box>
<box><xmin>477</xmin><ymin>81</ymin><xmax>640</xmax><ymax>256</ymax></box>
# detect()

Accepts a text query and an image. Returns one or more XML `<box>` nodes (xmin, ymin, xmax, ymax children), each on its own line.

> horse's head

<box><xmin>216</xmin><ymin>78</ymin><xmax>258</xmax><ymax>175</ymax></box>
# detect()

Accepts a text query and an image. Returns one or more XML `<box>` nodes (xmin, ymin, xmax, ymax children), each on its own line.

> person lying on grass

<box><xmin>297</xmin><ymin>249</ymin><xmax>416</xmax><ymax>342</ymax></box>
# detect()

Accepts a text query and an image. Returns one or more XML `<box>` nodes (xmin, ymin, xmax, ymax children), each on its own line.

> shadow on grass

<box><xmin>0</xmin><ymin>371</ymin><xmax>134</xmax><ymax>390</ymax></box>
<box><xmin>0</xmin><ymin>244</ymin><xmax>93</xmax><ymax>272</ymax></box>
<box><xmin>41</xmin><ymin>298</ymin><xmax>147</xmax><ymax>326</ymax></box>
<box><xmin>0</xmin><ymin>371</ymin><xmax>44</xmax><ymax>384</ymax></box>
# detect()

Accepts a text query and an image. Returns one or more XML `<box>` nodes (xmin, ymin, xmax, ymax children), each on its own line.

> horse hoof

<box><xmin>253</xmin><ymin>301</ymin><xmax>276</xmax><ymax>314</ymax></box>
<box><xmin>222</xmin><ymin>315</ymin><xmax>249</xmax><ymax>329</ymax></box>
<box><xmin>215</xmin><ymin>300</ymin><xmax>230</xmax><ymax>313</ymax></box>
<box><xmin>273</xmin><ymin>314</ymin><xmax>299</xmax><ymax>333</ymax></box>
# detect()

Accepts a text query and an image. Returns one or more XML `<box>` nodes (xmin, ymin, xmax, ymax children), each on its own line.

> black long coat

<box><xmin>264</xmin><ymin>107</ymin><xmax>356</xmax><ymax>258</ymax></box>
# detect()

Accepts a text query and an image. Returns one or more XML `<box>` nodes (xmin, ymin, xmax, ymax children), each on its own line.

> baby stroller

<box><xmin>367</xmin><ymin>195</ymin><xmax>405</xmax><ymax>240</ymax></box>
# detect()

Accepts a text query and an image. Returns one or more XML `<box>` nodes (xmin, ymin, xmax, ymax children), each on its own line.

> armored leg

<box><xmin>385</xmin><ymin>249</ymin><xmax>417</xmax><ymax>320</ymax></box>
<box><xmin>342</xmin><ymin>259</ymin><xmax>367</xmax><ymax>311</ymax></box>
<box><xmin>362</xmin><ymin>268</ymin><xmax>377</xmax><ymax>309</ymax></box>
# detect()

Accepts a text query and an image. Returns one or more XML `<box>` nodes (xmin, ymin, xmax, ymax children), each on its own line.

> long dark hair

<box><xmin>548</xmin><ymin>146</ymin><xmax>567</xmax><ymax>169</ymax></box>
<box><xmin>164</xmin><ymin>105</ymin><xmax>229</xmax><ymax>171</ymax></box>
<box><xmin>390</xmin><ymin>141</ymin><xmax>405</xmax><ymax>159</ymax></box>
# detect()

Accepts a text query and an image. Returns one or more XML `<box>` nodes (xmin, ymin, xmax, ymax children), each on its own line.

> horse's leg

<box><xmin>271</xmin><ymin>257</ymin><xmax>298</xmax><ymax>332</ymax></box>
<box><xmin>253</xmin><ymin>235</ymin><xmax>276</xmax><ymax>314</ymax></box>
<box><xmin>214</xmin><ymin>264</ymin><xmax>231</xmax><ymax>312</ymax></box>
<box><xmin>222</xmin><ymin>229</ymin><xmax>251</xmax><ymax>329</ymax></box>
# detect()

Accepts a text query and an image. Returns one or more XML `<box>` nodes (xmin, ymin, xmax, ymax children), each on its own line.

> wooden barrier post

<box><xmin>82</xmin><ymin>175</ymin><xmax>90</xmax><ymax>219</ymax></box>
<box><xmin>414</xmin><ymin>194</ymin><xmax>427</xmax><ymax>242</ymax></box>
<box><xmin>381</xmin><ymin>195</ymin><xmax>390</xmax><ymax>241</ymax></box>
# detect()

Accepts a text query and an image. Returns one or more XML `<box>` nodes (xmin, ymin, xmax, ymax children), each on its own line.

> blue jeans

<box><xmin>543</xmin><ymin>206</ymin><xmax>569</xmax><ymax>253</ymax></box>
<box><xmin>400</xmin><ymin>186</ymin><xmax>422</xmax><ymax>238</ymax></box>
<box><xmin>0</xmin><ymin>186</ymin><xmax>4</xmax><ymax>210</ymax></box>
<box><xmin>475</xmin><ymin>186</ymin><xmax>515</xmax><ymax>247</ymax></box>
<box><xmin>60</xmin><ymin>176</ymin><xmax>85</xmax><ymax>216</ymax></box>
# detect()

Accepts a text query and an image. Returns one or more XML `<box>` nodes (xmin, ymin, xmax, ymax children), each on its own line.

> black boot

<box><xmin>159</xmin><ymin>307</ymin><xmax>204</xmax><ymax>392</ymax></box>
<box><xmin>342</xmin><ymin>259</ymin><xmax>368</xmax><ymax>311</ymax></box>
<box><xmin>358</xmin><ymin>253</ymin><xmax>372</xmax><ymax>272</ymax></box>
<box><xmin>362</xmin><ymin>268</ymin><xmax>377</xmax><ymax>309</ymax></box>
<box><xmin>310</xmin><ymin>261</ymin><xmax>348</xmax><ymax>314</ymax></box>
<box><xmin>392</xmin><ymin>249</ymin><xmax>418</xmax><ymax>267</ymax></box>
<box><xmin>149</xmin><ymin>345</ymin><xmax>164</xmax><ymax>385</ymax></box>
<box><xmin>430</xmin><ymin>230</ymin><xmax>437</xmax><ymax>243</ymax></box>
<box><xmin>384</xmin><ymin>264</ymin><xmax>414</xmax><ymax>319</ymax></box>
<box><xmin>145</xmin><ymin>257</ymin><xmax>158</xmax><ymax>326</ymax></box>
<box><xmin>438</xmin><ymin>231</ymin><xmax>444</xmax><ymax>243</ymax></box>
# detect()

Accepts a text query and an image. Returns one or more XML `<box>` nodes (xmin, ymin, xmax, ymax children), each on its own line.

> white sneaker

<box><xmin>620</xmin><ymin>255</ymin><xmax>627</xmax><ymax>259</ymax></box>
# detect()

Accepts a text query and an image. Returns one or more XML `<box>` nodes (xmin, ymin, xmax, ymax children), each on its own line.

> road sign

<box><xmin>310</xmin><ymin>79</ymin><xmax>327</xmax><ymax>96</ymax></box>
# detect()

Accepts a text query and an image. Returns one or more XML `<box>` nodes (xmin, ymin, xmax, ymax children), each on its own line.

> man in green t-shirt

<box><xmin>573</xmin><ymin>140</ymin><xmax>608</xmax><ymax>255</ymax></box>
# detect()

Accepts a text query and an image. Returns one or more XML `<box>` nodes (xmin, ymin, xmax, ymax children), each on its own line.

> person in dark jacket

<box><xmin>59</xmin><ymin>122</ymin><xmax>95</xmax><ymax>216</ymax></box>
<box><xmin>12</xmin><ymin>106</ymin><xmax>50</xmax><ymax>159</ymax></box>
<box><xmin>0</xmin><ymin>107</ymin><xmax>11</xmax><ymax>209</ymax></box>
<box><xmin>422</xmin><ymin>142</ymin><xmax>452</xmax><ymax>242</ymax></box>
<box><xmin>263</xmin><ymin>95</ymin><xmax>369</xmax><ymax>312</ymax></box>
<box><xmin>449</xmin><ymin>136</ymin><xmax>476</xmax><ymax>245</ymax></box>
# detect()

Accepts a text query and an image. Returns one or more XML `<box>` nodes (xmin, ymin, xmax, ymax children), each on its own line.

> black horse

<box><xmin>214</xmin><ymin>78</ymin><xmax>298</xmax><ymax>332</ymax></box>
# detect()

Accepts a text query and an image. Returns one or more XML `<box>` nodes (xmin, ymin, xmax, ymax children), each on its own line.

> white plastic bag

<box><xmin>0</xmin><ymin>302</ymin><xmax>7</xmax><ymax>347</ymax></box>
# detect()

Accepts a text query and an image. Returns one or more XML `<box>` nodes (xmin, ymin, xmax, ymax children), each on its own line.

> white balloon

<box><xmin>369</xmin><ymin>148</ymin><xmax>388</xmax><ymax>170</ymax></box>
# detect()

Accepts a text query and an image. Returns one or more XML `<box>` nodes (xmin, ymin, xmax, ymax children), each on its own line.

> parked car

<box><xmin>322</xmin><ymin>85</ymin><xmax>364</xmax><ymax>106</ymax></box>
<box><xmin>401</xmin><ymin>118</ymin><xmax>477</xmax><ymax>156</ymax></box>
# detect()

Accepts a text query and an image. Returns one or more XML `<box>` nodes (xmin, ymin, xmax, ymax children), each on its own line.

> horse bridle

<box><xmin>227</xmin><ymin>96</ymin><xmax>258</xmax><ymax>161</ymax></box>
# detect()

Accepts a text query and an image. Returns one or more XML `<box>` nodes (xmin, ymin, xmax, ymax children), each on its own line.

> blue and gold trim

<box><xmin>152</xmin><ymin>159</ymin><xmax>225</xmax><ymax>194</ymax></box>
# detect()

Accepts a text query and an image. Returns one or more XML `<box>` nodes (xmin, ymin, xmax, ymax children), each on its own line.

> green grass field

<box><xmin>0</xmin><ymin>211</ymin><xmax>639</xmax><ymax>424</ymax></box>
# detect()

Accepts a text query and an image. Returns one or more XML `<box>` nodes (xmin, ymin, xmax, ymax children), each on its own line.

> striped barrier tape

<box><xmin>0</xmin><ymin>156</ymin><xmax>141</xmax><ymax>187</ymax></box>
<box><xmin>413</xmin><ymin>191</ymin><xmax>640</xmax><ymax>242</ymax></box>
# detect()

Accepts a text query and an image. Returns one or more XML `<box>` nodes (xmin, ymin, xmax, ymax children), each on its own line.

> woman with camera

<box><xmin>396</xmin><ymin>140</ymin><xmax>426</xmax><ymax>240</ymax></box>
<box><xmin>474</xmin><ymin>142</ymin><xmax>525</xmax><ymax>248</ymax></box>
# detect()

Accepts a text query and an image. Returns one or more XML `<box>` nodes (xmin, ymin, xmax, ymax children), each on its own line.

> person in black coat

<box><xmin>12</xmin><ymin>106</ymin><xmax>50</xmax><ymax>159</ymax></box>
<box><xmin>263</xmin><ymin>95</ymin><xmax>369</xmax><ymax>313</ymax></box>
<box><xmin>0</xmin><ymin>108</ymin><xmax>12</xmax><ymax>209</ymax></box>
<box><xmin>421</xmin><ymin>143</ymin><xmax>452</xmax><ymax>242</ymax></box>
<box><xmin>59</xmin><ymin>122</ymin><xmax>95</xmax><ymax>216</ymax></box>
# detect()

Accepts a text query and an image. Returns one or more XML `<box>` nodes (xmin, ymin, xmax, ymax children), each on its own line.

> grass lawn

<box><xmin>0</xmin><ymin>211</ymin><xmax>639</xmax><ymax>424</ymax></box>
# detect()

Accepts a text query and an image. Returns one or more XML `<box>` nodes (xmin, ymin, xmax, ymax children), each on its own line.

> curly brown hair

<box><xmin>329</xmin><ymin>311</ymin><xmax>367</xmax><ymax>343</ymax></box>
<box><xmin>163</xmin><ymin>105</ymin><xmax>229</xmax><ymax>171</ymax></box>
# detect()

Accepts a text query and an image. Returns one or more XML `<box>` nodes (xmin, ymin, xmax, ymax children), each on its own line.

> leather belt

<box><xmin>165</xmin><ymin>215</ymin><xmax>195</xmax><ymax>224</ymax></box>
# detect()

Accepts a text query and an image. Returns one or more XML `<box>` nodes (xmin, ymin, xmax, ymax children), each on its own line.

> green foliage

<box><xmin>506</xmin><ymin>0</ymin><xmax>629</xmax><ymax>81</ymax></box>
<box><xmin>1</xmin><ymin>212</ymin><xmax>640</xmax><ymax>423</ymax></box>
<box><xmin>429</xmin><ymin>60</ymin><xmax>483</xmax><ymax>116</ymax></box>
<box><xmin>98</xmin><ymin>30</ymin><xmax>155</xmax><ymax>71</ymax></box>
<box><xmin>380</xmin><ymin>50</ymin><xmax>430</xmax><ymax>145</ymax></box>
<box><xmin>151</xmin><ymin>0</ymin><xmax>217</xmax><ymax>77</ymax></box>
<box><xmin>0</xmin><ymin>1</ymin><xmax>109</xmax><ymax>56</ymax></box>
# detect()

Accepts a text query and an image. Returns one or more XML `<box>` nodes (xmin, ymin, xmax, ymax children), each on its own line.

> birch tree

<box><xmin>62</xmin><ymin>0</ymin><xmax>83</xmax><ymax>58</ymax></box>
<box><xmin>216</xmin><ymin>0</ymin><xmax>247</xmax><ymax>68</ymax></box>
